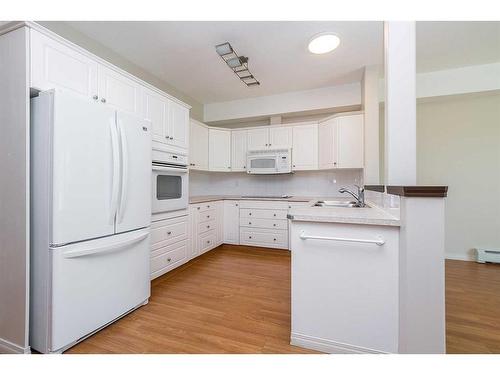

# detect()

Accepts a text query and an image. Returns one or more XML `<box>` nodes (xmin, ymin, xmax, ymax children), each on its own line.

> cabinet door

<box><xmin>30</xmin><ymin>29</ymin><xmax>98</xmax><ymax>100</ymax></box>
<box><xmin>337</xmin><ymin>114</ymin><xmax>364</xmax><ymax>168</ymax></box>
<box><xmin>98</xmin><ymin>65</ymin><xmax>141</xmax><ymax>115</ymax></box>
<box><xmin>318</xmin><ymin>118</ymin><xmax>337</xmax><ymax>169</ymax></box>
<box><xmin>167</xmin><ymin>100</ymin><xmax>189</xmax><ymax>150</ymax></box>
<box><xmin>208</xmin><ymin>129</ymin><xmax>231</xmax><ymax>172</ymax></box>
<box><xmin>269</xmin><ymin>127</ymin><xmax>292</xmax><ymax>149</ymax></box>
<box><xmin>189</xmin><ymin>120</ymin><xmax>209</xmax><ymax>170</ymax></box>
<box><xmin>142</xmin><ymin>88</ymin><xmax>167</xmax><ymax>144</ymax></box>
<box><xmin>247</xmin><ymin>128</ymin><xmax>269</xmax><ymax>150</ymax></box>
<box><xmin>223</xmin><ymin>201</ymin><xmax>240</xmax><ymax>244</ymax></box>
<box><xmin>216</xmin><ymin>201</ymin><xmax>224</xmax><ymax>246</ymax></box>
<box><xmin>187</xmin><ymin>206</ymin><xmax>199</xmax><ymax>260</ymax></box>
<box><xmin>292</xmin><ymin>124</ymin><xmax>318</xmax><ymax>170</ymax></box>
<box><xmin>231</xmin><ymin>130</ymin><xmax>248</xmax><ymax>171</ymax></box>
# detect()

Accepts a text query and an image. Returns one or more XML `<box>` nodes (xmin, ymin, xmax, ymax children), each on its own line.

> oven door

<box><xmin>152</xmin><ymin>165</ymin><xmax>188</xmax><ymax>214</ymax></box>
<box><xmin>247</xmin><ymin>155</ymin><xmax>278</xmax><ymax>174</ymax></box>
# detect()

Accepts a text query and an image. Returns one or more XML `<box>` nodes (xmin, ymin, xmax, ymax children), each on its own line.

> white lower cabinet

<box><xmin>289</xmin><ymin>221</ymin><xmax>399</xmax><ymax>353</ymax></box>
<box><xmin>150</xmin><ymin>215</ymin><xmax>189</xmax><ymax>279</ymax></box>
<box><xmin>239</xmin><ymin>201</ymin><xmax>290</xmax><ymax>250</ymax></box>
<box><xmin>223</xmin><ymin>200</ymin><xmax>240</xmax><ymax>244</ymax></box>
<box><xmin>187</xmin><ymin>201</ymin><xmax>224</xmax><ymax>260</ymax></box>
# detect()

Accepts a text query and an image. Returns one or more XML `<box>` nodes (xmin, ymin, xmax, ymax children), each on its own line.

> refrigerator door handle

<box><xmin>62</xmin><ymin>230</ymin><xmax>149</xmax><ymax>259</ymax></box>
<box><xmin>109</xmin><ymin>118</ymin><xmax>120</xmax><ymax>225</ymax></box>
<box><xmin>117</xmin><ymin>118</ymin><xmax>128</xmax><ymax>224</ymax></box>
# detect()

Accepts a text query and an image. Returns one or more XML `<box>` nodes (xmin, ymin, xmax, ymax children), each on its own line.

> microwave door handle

<box><xmin>117</xmin><ymin>118</ymin><xmax>128</xmax><ymax>224</ymax></box>
<box><xmin>109</xmin><ymin>119</ymin><xmax>120</xmax><ymax>225</ymax></box>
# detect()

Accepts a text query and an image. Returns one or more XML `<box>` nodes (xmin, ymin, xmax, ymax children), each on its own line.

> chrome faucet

<box><xmin>339</xmin><ymin>185</ymin><xmax>365</xmax><ymax>207</ymax></box>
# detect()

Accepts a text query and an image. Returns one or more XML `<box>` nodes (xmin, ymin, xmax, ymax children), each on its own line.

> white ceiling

<box><xmin>59</xmin><ymin>21</ymin><xmax>500</xmax><ymax>104</ymax></box>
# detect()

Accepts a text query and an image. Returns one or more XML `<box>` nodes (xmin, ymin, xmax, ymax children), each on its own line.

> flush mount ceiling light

<box><xmin>308</xmin><ymin>33</ymin><xmax>340</xmax><ymax>54</ymax></box>
<box><xmin>215</xmin><ymin>42</ymin><xmax>260</xmax><ymax>87</ymax></box>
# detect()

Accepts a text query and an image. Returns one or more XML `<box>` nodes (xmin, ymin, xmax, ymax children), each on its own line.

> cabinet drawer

<box><xmin>150</xmin><ymin>240</ymin><xmax>187</xmax><ymax>278</ymax></box>
<box><xmin>240</xmin><ymin>228</ymin><xmax>288</xmax><ymax>249</ymax></box>
<box><xmin>198</xmin><ymin>219</ymin><xmax>216</xmax><ymax>234</ymax></box>
<box><xmin>198</xmin><ymin>230</ymin><xmax>217</xmax><ymax>254</ymax></box>
<box><xmin>240</xmin><ymin>208</ymin><xmax>288</xmax><ymax>220</ymax></box>
<box><xmin>150</xmin><ymin>216</ymin><xmax>188</xmax><ymax>250</ymax></box>
<box><xmin>239</xmin><ymin>200</ymin><xmax>289</xmax><ymax>210</ymax></box>
<box><xmin>197</xmin><ymin>209</ymin><xmax>216</xmax><ymax>223</ymax></box>
<box><xmin>193</xmin><ymin>202</ymin><xmax>217</xmax><ymax>212</ymax></box>
<box><xmin>240</xmin><ymin>218</ymin><xmax>288</xmax><ymax>230</ymax></box>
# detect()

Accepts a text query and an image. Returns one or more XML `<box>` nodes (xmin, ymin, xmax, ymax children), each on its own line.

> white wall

<box><xmin>204</xmin><ymin>83</ymin><xmax>361</xmax><ymax>123</ymax></box>
<box><xmin>416</xmin><ymin>92</ymin><xmax>500</xmax><ymax>261</ymax></box>
<box><xmin>189</xmin><ymin>169</ymin><xmax>363</xmax><ymax>197</ymax></box>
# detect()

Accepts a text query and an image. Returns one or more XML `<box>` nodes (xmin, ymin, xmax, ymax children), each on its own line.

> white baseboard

<box><xmin>0</xmin><ymin>337</ymin><xmax>30</xmax><ymax>354</ymax></box>
<box><xmin>290</xmin><ymin>332</ymin><xmax>387</xmax><ymax>354</ymax></box>
<box><xmin>445</xmin><ymin>253</ymin><xmax>475</xmax><ymax>262</ymax></box>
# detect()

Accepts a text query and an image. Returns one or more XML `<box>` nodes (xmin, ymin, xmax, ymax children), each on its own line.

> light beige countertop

<box><xmin>287</xmin><ymin>202</ymin><xmax>400</xmax><ymax>227</ymax></box>
<box><xmin>189</xmin><ymin>195</ymin><xmax>400</xmax><ymax>227</ymax></box>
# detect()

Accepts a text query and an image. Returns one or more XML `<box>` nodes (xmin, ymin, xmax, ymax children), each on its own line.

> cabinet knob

<box><xmin>273</xmin><ymin>224</ymin><xmax>276</xmax><ymax>227</ymax></box>
<box><xmin>92</xmin><ymin>95</ymin><xmax>98</xmax><ymax>100</ymax></box>
<box><xmin>243</xmin><ymin>166</ymin><xmax>246</xmax><ymax>169</ymax></box>
<box><xmin>197</xmin><ymin>207</ymin><xmax>200</xmax><ymax>210</ymax></box>
<box><xmin>228</xmin><ymin>166</ymin><xmax>231</xmax><ymax>169</ymax></box>
<box><xmin>293</xmin><ymin>165</ymin><xmax>296</xmax><ymax>168</ymax></box>
<box><xmin>207</xmin><ymin>240</ymin><xmax>211</xmax><ymax>244</ymax></box>
<box><xmin>165</xmin><ymin>135</ymin><xmax>170</xmax><ymax>139</ymax></box>
<box><xmin>235</xmin><ymin>204</ymin><xmax>238</xmax><ymax>206</ymax></box>
<box><xmin>100</xmin><ymin>98</ymin><xmax>106</xmax><ymax>103</ymax></box>
<box><xmin>249</xmin><ymin>236</ymin><xmax>252</xmax><ymax>239</ymax></box>
<box><xmin>249</xmin><ymin>213</ymin><xmax>252</xmax><ymax>216</ymax></box>
<box><xmin>167</xmin><ymin>258</ymin><xmax>171</xmax><ymax>262</ymax></box>
<box><xmin>170</xmin><ymin>136</ymin><xmax>174</xmax><ymax>140</ymax></box>
<box><xmin>334</xmin><ymin>162</ymin><xmax>337</xmax><ymax>165</ymax></box>
<box><xmin>207</xmin><ymin>225</ymin><xmax>210</xmax><ymax>229</ymax></box>
<box><xmin>273</xmin><ymin>238</ymin><xmax>277</xmax><ymax>241</ymax></box>
<box><xmin>207</xmin><ymin>215</ymin><xmax>210</xmax><ymax>218</ymax></box>
<box><xmin>273</xmin><ymin>214</ymin><xmax>276</xmax><ymax>217</ymax></box>
<box><xmin>249</xmin><ymin>222</ymin><xmax>252</xmax><ymax>225</ymax></box>
<box><xmin>167</xmin><ymin>231</ymin><xmax>172</xmax><ymax>235</ymax></box>
<box><xmin>269</xmin><ymin>144</ymin><xmax>272</xmax><ymax>146</ymax></box>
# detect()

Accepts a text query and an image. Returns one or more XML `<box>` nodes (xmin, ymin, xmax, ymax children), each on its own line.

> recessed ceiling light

<box><xmin>308</xmin><ymin>33</ymin><xmax>340</xmax><ymax>54</ymax></box>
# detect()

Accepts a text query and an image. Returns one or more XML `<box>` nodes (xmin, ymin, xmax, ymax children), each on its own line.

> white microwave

<box><xmin>247</xmin><ymin>148</ymin><xmax>292</xmax><ymax>174</ymax></box>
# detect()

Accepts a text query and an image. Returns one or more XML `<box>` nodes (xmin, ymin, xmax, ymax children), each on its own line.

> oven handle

<box><xmin>152</xmin><ymin>165</ymin><xmax>188</xmax><ymax>173</ymax></box>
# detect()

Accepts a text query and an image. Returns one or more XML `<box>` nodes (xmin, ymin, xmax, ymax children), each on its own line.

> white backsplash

<box><xmin>189</xmin><ymin>169</ymin><xmax>363</xmax><ymax>197</ymax></box>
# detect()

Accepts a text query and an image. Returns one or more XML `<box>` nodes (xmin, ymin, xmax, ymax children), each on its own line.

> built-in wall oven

<box><xmin>152</xmin><ymin>151</ymin><xmax>188</xmax><ymax>214</ymax></box>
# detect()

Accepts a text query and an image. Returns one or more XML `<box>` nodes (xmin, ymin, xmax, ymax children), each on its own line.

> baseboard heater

<box><xmin>476</xmin><ymin>248</ymin><xmax>500</xmax><ymax>264</ymax></box>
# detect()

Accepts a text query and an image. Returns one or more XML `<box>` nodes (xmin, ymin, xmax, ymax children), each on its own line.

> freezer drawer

<box><xmin>35</xmin><ymin>229</ymin><xmax>150</xmax><ymax>353</ymax></box>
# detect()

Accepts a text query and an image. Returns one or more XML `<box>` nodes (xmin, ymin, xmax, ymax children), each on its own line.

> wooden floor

<box><xmin>66</xmin><ymin>245</ymin><xmax>500</xmax><ymax>354</ymax></box>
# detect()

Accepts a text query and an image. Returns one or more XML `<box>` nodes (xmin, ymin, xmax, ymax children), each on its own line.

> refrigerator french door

<box><xmin>30</xmin><ymin>89</ymin><xmax>151</xmax><ymax>353</ymax></box>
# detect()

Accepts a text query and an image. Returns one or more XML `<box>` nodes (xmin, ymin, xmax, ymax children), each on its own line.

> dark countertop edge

<box><xmin>386</xmin><ymin>186</ymin><xmax>448</xmax><ymax>198</ymax></box>
<box><xmin>364</xmin><ymin>185</ymin><xmax>385</xmax><ymax>193</ymax></box>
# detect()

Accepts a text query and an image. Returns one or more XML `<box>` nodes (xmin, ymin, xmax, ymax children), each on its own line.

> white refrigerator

<box><xmin>30</xmin><ymin>90</ymin><xmax>151</xmax><ymax>353</ymax></box>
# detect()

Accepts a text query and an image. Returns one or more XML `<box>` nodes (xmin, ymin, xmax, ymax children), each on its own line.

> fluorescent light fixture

<box><xmin>215</xmin><ymin>42</ymin><xmax>233</xmax><ymax>56</ymax></box>
<box><xmin>308</xmin><ymin>33</ymin><xmax>340</xmax><ymax>54</ymax></box>
<box><xmin>215</xmin><ymin>41</ymin><xmax>260</xmax><ymax>87</ymax></box>
<box><xmin>226</xmin><ymin>57</ymin><xmax>242</xmax><ymax>68</ymax></box>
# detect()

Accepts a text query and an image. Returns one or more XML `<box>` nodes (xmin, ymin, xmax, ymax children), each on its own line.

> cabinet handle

<box><xmin>243</xmin><ymin>166</ymin><xmax>246</xmax><ymax>169</ymax></box>
<box><xmin>235</xmin><ymin>204</ymin><xmax>238</xmax><ymax>207</ymax></box>
<box><xmin>170</xmin><ymin>136</ymin><xmax>174</xmax><ymax>140</ymax></box>
<box><xmin>273</xmin><ymin>238</ymin><xmax>277</xmax><ymax>241</ymax></box>
<box><xmin>293</xmin><ymin>165</ymin><xmax>296</xmax><ymax>168</ymax></box>
<box><xmin>167</xmin><ymin>231</ymin><xmax>172</xmax><ymax>235</ymax></box>
<box><xmin>100</xmin><ymin>98</ymin><xmax>106</xmax><ymax>103</ymax></box>
<box><xmin>207</xmin><ymin>240</ymin><xmax>211</xmax><ymax>244</ymax></box>
<box><xmin>167</xmin><ymin>258</ymin><xmax>171</xmax><ymax>262</ymax></box>
<box><xmin>207</xmin><ymin>225</ymin><xmax>210</xmax><ymax>229</ymax></box>
<box><xmin>249</xmin><ymin>213</ymin><xmax>252</xmax><ymax>216</ymax></box>
<box><xmin>273</xmin><ymin>214</ymin><xmax>277</xmax><ymax>217</ymax></box>
<box><xmin>197</xmin><ymin>207</ymin><xmax>200</xmax><ymax>210</ymax></box>
<box><xmin>228</xmin><ymin>166</ymin><xmax>231</xmax><ymax>169</ymax></box>
<box><xmin>269</xmin><ymin>144</ymin><xmax>272</xmax><ymax>146</ymax></box>
<box><xmin>249</xmin><ymin>222</ymin><xmax>252</xmax><ymax>225</ymax></box>
<box><xmin>334</xmin><ymin>162</ymin><xmax>337</xmax><ymax>166</ymax></box>
<box><xmin>207</xmin><ymin>215</ymin><xmax>210</xmax><ymax>218</ymax></box>
<box><xmin>207</xmin><ymin>205</ymin><xmax>210</xmax><ymax>208</ymax></box>
<box><xmin>92</xmin><ymin>95</ymin><xmax>98</xmax><ymax>100</ymax></box>
<box><xmin>248</xmin><ymin>236</ymin><xmax>252</xmax><ymax>239</ymax></box>
<box><xmin>273</xmin><ymin>224</ymin><xmax>276</xmax><ymax>227</ymax></box>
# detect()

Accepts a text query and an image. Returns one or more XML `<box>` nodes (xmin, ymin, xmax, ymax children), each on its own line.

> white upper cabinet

<box><xmin>292</xmin><ymin>123</ymin><xmax>318</xmax><ymax>170</ymax></box>
<box><xmin>318</xmin><ymin>118</ymin><xmax>337</xmax><ymax>169</ymax></box>
<box><xmin>337</xmin><ymin>114</ymin><xmax>364</xmax><ymax>168</ymax></box>
<box><xmin>269</xmin><ymin>127</ymin><xmax>292</xmax><ymax>149</ymax></box>
<box><xmin>142</xmin><ymin>88</ymin><xmax>167</xmax><ymax>144</ymax></box>
<box><xmin>30</xmin><ymin>29</ymin><xmax>98</xmax><ymax>100</ymax></box>
<box><xmin>247</xmin><ymin>128</ymin><xmax>269</xmax><ymax>150</ymax></box>
<box><xmin>167</xmin><ymin>101</ymin><xmax>189</xmax><ymax>150</ymax></box>
<box><xmin>98</xmin><ymin>65</ymin><xmax>141</xmax><ymax>115</ymax></box>
<box><xmin>318</xmin><ymin>114</ymin><xmax>364</xmax><ymax>169</ymax></box>
<box><xmin>231</xmin><ymin>130</ymin><xmax>248</xmax><ymax>172</ymax></box>
<box><xmin>209</xmin><ymin>129</ymin><xmax>231</xmax><ymax>172</ymax></box>
<box><xmin>189</xmin><ymin>120</ymin><xmax>209</xmax><ymax>170</ymax></box>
